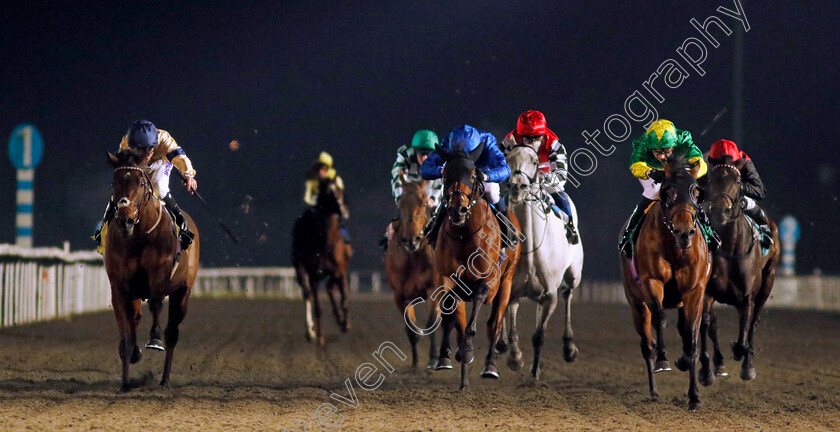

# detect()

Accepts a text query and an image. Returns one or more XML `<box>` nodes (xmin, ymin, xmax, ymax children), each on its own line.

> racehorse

<box><xmin>500</xmin><ymin>143</ymin><xmax>584</xmax><ymax>380</ymax></box>
<box><xmin>384</xmin><ymin>179</ymin><xmax>439</xmax><ymax>369</ymax></box>
<box><xmin>619</xmin><ymin>154</ymin><xmax>712</xmax><ymax>411</ymax></box>
<box><xmin>105</xmin><ymin>150</ymin><xmax>200</xmax><ymax>391</ymax></box>
<box><xmin>430</xmin><ymin>146</ymin><xmax>520</xmax><ymax>389</ymax></box>
<box><xmin>292</xmin><ymin>177</ymin><xmax>352</xmax><ymax>345</ymax></box>
<box><xmin>700</xmin><ymin>160</ymin><xmax>780</xmax><ymax>384</ymax></box>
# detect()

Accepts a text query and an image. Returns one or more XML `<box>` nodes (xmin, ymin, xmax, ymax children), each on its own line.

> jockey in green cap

<box><xmin>380</xmin><ymin>129</ymin><xmax>444</xmax><ymax>250</ymax></box>
<box><xmin>618</xmin><ymin>119</ymin><xmax>720</xmax><ymax>255</ymax></box>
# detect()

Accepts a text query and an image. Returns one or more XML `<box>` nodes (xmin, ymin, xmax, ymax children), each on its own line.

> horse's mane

<box><xmin>113</xmin><ymin>148</ymin><xmax>150</xmax><ymax>168</ymax></box>
<box><xmin>664</xmin><ymin>152</ymin><xmax>697</xmax><ymax>184</ymax></box>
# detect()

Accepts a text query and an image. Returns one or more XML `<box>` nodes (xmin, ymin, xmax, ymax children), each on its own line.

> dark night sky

<box><xmin>1</xmin><ymin>1</ymin><xmax>838</xmax><ymax>277</ymax></box>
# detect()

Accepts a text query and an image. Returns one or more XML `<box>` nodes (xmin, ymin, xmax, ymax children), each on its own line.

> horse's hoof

<box><xmin>305</xmin><ymin>331</ymin><xmax>316</xmax><ymax>343</ymax></box>
<box><xmin>495</xmin><ymin>340</ymin><xmax>509</xmax><ymax>354</ymax></box>
<box><xmin>145</xmin><ymin>339</ymin><xmax>165</xmax><ymax>351</ymax></box>
<box><xmin>563</xmin><ymin>344</ymin><xmax>579</xmax><ymax>363</ymax></box>
<box><xmin>318</xmin><ymin>336</ymin><xmax>326</xmax><ymax>346</ymax></box>
<box><xmin>120</xmin><ymin>384</ymin><xmax>133</xmax><ymax>393</ymax></box>
<box><xmin>426</xmin><ymin>359</ymin><xmax>438</xmax><ymax>370</ymax></box>
<box><xmin>455</xmin><ymin>348</ymin><xmax>474</xmax><ymax>365</ymax></box>
<box><xmin>130</xmin><ymin>346</ymin><xmax>143</xmax><ymax>364</ymax></box>
<box><xmin>531</xmin><ymin>365</ymin><xmax>540</xmax><ymax>381</ymax></box>
<box><xmin>715</xmin><ymin>365</ymin><xmax>729</xmax><ymax>377</ymax></box>
<box><xmin>740</xmin><ymin>366</ymin><xmax>756</xmax><ymax>381</ymax></box>
<box><xmin>508</xmin><ymin>356</ymin><xmax>524</xmax><ymax>371</ymax></box>
<box><xmin>650</xmin><ymin>391</ymin><xmax>659</xmax><ymax>401</ymax></box>
<box><xmin>675</xmin><ymin>357</ymin><xmax>691</xmax><ymax>372</ymax></box>
<box><xmin>481</xmin><ymin>365</ymin><xmax>499</xmax><ymax>379</ymax></box>
<box><xmin>700</xmin><ymin>369</ymin><xmax>715</xmax><ymax>387</ymax></box>
<box><xmin>688</xmin><ymin>400</ymin><xmax>700</xmax><ymax>412</ymax></box>
<box><xmin>160</xmin><ymin>379</ymin><xmax>171</xmax><ymax>388</ymax></box>
<box><xmin>340</xmin><ymin>320</ymin><xmax>350</xmax><ymax>333</ymax></box>
<box><xmin>653</xmin><ymin>360</ymin><xmax>671</xmax><ymax>373</ymax></box>
<box><xmin>435</xmin><ymin>357</ymin><xmax>453</xmax><ymax>370</ymax></box>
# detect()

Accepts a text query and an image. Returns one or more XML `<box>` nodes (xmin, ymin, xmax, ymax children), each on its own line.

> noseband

<box><xmin>445</xmin><ymin>170</ymin><xmax>481</xmax><ymax>218</ymax></box>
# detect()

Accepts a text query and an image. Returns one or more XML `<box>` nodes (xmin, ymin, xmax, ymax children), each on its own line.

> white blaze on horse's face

<box><xmin>507</xmin><ymin>145</ymin><xmax>539</xmax><ymax>204</ymax></box>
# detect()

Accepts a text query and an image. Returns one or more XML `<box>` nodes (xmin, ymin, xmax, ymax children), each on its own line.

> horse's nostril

<box><xmin>689</xmin><ymin>229</ymin><xmax>696</xmax><ymax>236</ymax></box>
<box><xmin>518</xmin><ymin>183</ymin><xmax>527</xmax><ymax>190</ymax></box>
<box><xmin>459</xmin><ymin>207</ymin><xmax>468</xmax><ymax>214</ymax></box>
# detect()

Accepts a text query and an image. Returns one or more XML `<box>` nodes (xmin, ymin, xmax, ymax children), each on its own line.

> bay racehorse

<box><xmin>384</xmin><ymin>179</ymin><xmax>439</xmax><ymax>369</ymax></box>
<box><xmin>500</xmin><ymin>143</ymin><xmax>584</xmax><ymax>380</ymax></box>
<box><xmin>430</xmin><ymin>147</ymin><xmax>520</xmax><ymax>389</ymax></box>
<box><xmin>619</xmin><ymin>154</ymin><xmax>712</xmax><ymax>411</ymax></box>
<box><xmin>292</xmin><ymin>177</ymin><xmax>352</xmax><ymax>345</ymax></box>
<box><xmin>700</xmin><ymin>160</ymin><xmax>780</xmax><ymax>384</ymax></box>
<box><xmin>105</xmin><ymin>150</ymin><xmax>200</xmax><ymax>391</ymax></box>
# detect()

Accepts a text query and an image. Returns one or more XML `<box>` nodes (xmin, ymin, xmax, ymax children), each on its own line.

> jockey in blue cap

<box><xmin>420</xmin><ymin>124</ymin><xmax>515</xmax><ymax>247</ymax></box>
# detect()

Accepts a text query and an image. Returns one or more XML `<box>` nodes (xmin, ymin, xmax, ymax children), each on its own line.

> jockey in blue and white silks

<box><xmin>421</xmin><ymin>125</ymin><xmax>515</xmax><ymax>246</ymax></box>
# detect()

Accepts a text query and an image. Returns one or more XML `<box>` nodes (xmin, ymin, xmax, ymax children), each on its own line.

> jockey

<box><xmin>303</xmin><ymin>151</ymin><xmax>348</xmax><ymax>216</ymax></box>
<box><xmin>379</xmin><ymin>130</ymin><xmax>444</xmax><ymax>250</ymax></box>
<box><xmin>618</xmin><ymin>119</ymin><xmax>719</xmax><ymax>254</ymax></box>
<box><xmin>421</xmin><ymin>125</ymin><xmax>516</xmax><ymax>247</ymax></box>
<box><xmin>391</xmin><ymin>129</ymin><xmax>444</xmax><ymax>206</ymax></box>
<box><xmin>707</xmin><ymin>139</ymin><xmax>774</xmax><ymax>247</ymax></box>
<box><xmin>501</xmin><ymin>110</ymin><xmax>579</xmax><ymax>244</ymax></box>
<box><xmin>93</xmin><ymin>120</ymin><xmax>196</xmax><ymax>250</ymax></box>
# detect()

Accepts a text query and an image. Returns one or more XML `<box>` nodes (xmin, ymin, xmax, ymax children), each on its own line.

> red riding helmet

<box><xmin>516</xmin><ymin>110</ymin><xmax>549</xmax><ymax>136</ymax></box>
<box><xmin>709</xmin><ymin>139</ymin><xmax>750</xmax><ymax>162</ymax></box>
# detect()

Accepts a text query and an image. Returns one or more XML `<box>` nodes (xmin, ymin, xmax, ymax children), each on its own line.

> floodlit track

<box><xmin>0</xmin><ymin>295</ymin><xmax>838</xmax><ymax>431</ymax></box>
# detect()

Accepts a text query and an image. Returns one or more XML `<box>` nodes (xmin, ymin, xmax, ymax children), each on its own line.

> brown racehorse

<box><xmin>430</xmin><ymin>148</ymin><xmax>520</xmax><ymax>390</ymax></box>
<box><xmin>620</xmin><ymin>154</ymin><xmax>712</xmax><ymax>411</ymax></box>
<box><xmin>384</xmin><ymin>179</ymin><xmax>439</xmax><ymax>369</ymax></box>
<box><xmin>292</xmin><ymin>178</ymin><xmax>352</xmax><ymax>345</ymax></box>
<box><xmin>105</xmin><ymin>150</ymin><xmax>200</xmax><ymax>391</ymax></box>
<box><xmin>700</xmin><ymin>161</ymin><xmax>780</xmax><ymax>384</ymax></box>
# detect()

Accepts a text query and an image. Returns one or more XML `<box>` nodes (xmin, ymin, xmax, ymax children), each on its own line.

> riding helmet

<box><xmin>411</xmin><ymin>130</ymin><xmax>438</xmax><ymax>154</ymax></box>
<box><xmin>127</xmin><ymin>120</ymin><xmax>158</xmax><ymax>149</ymax></box>
<box><xmin>643</xmin><ymin>119</ymin><xmax>678</xmax><ymax>149</ymax></box>
<box><xmin>516</xmin><ymin>110</ymin><xmax>548</xmax><ymax>136</ymax></box>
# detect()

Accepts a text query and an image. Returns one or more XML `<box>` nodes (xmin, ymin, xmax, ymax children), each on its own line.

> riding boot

<box><xmin>697</xmin><ymin>207</ymin><xmax>722</xmax><ymax>252</ymax></box>
<box><xmin>163</xmin><ymin>194</ymin><xmax>195</xmax><ymax>250</ymax></box>
<box><xmin>93</xmin><ymin>198</ymin><xmax>116</xmax><ymax>247</ymax></box>
<box><xmin>423</xmin><ymin>204</ymin><xmax>445</xmax><ymax>250</ymax></box>
<box><xmin>618</xmin><ymin>197</ymin><xmax>654</xmax><ymax>255</ymax></box>
<box><xmin>565</xmin><ymin>214</ymin><xmax>580</xmax><ymax>245</ymax></box>
<box><xmin>745</xmin><ymin>206</ymin><xmax>774</xmax><ymax>248</ymax></box>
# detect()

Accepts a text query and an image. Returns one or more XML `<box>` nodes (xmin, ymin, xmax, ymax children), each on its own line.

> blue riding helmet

<box><xmin>127</xmin><ymin>120</ymin><xmax>158</xmax><ymax>148</ymax></box>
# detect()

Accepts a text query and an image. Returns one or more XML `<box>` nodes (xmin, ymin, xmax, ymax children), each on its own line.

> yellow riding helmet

<box><xmin>316</xmin><ymin>151</ymin><xmax>334</xmax><ymax>167</ymax></box>
<box><xmin>644</xmin><ymin>119</ymin><xmax>678</xmax><ymax>149</ymax></box>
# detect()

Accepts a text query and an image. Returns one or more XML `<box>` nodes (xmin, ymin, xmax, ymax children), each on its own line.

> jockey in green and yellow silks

<box><xmin>619</xmin><ymin>119</ymin><xmax>718</xmax><ymax>255</ymax></box>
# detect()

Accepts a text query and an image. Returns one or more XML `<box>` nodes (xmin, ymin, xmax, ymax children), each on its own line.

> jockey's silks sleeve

<box><xmin>303</xmin><ymin>179</ymin><xmax>318</xmax><ymax>206</ymax></box>
<box><xmin>740</xmin><ymin>159</ymin><xmax>766</xmax><ymax>200</ymax></box>
<box><xmin>629</xmin><ymin>129</ymin><xmax>705</xmax><ymax>179</ymax></box>
<box><xmin>119</xmin><ymin>129</ymin><xmax>196</xmax><ymax>177</ymax></box>
<box><xmin>420</xmin><ymin>152</ymin><xmax>444</xmax><ymax>180</ymax></box>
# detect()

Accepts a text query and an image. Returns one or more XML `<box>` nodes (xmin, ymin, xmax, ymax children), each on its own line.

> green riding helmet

<box><xmin>411</xmin><ymin>129</ymin><xmax>438</xmax><ymax>154</ymax></box>
<box><xmin>643</xmin><ymin>119</ymin><xmax>678</xmax><ymax>149</ymax></box>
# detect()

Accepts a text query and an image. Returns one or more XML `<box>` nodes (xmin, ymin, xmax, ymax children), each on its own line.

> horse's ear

<box><xmin>734</xmin><ymin>158</ymin><xmax>747</xmax><ymax>170</ymax></box>
<box><xmin>435</xmin><ymin>143</ymin><xmax>450</xmax><ymax>161</ymax></box>
<box><xmin>468</xmin><ymin>141</ymin><xmax>485</xmax><ymax>163</ymax></box>
<box><xmin>107</xmin><ymin>151</ymin><xmax>119</xmax><ymax>168</ymax></box>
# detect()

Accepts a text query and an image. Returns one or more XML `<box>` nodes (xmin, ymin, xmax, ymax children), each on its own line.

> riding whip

<box><xmin>177</xmin><ymin>171</ymin><xmax>240</xmax><ymax>244</ymax></box>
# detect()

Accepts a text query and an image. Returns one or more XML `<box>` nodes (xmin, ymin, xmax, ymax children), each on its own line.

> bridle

<box><xmin>659</xmin><ymin>183</ymin><xmax>700</xmax><ymax>238</ymax></box>
<box><xmin>444</xmin><ymin>171</ymin><xmax>482</xmax><ymax>218</ymax></box>
<box><xmin>509</xmin><ymin>144</ymin><xmax>542</xmax><ymax>186</ymax></box>
<box><xmin>707</xmin><ymin>164</ymin><xmax>743</xmax><ymax>222</ymax></box>
<box><xmin>114</xmin><ymin>166</ymin><xmax>163</xmax><ymax>235</ymax></box>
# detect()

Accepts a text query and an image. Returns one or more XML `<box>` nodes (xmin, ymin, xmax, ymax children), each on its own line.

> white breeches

<box><xmin>149</xmin><ymin>160</ymin><xmax>174</xmax><ymax>198</ymax></box>
<box><xmin>639</xmin><ymin>177</ymin><xmax>661</xmax><ymax>200</ymax></box>
<box><xmin>483</xmin><ymin>182</ymin><xmax>501</xmax><ymax>203</ymax></box>
<box><xmin>743</xmin><ymin>196</ymin><xmax>757</xmax><ymax>210</ymax></box>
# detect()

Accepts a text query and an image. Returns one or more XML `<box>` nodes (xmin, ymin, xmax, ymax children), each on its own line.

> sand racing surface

<box><xmin>0</xmin><ymin>295</ymin><xmax>838</xmax><ymax>431</ymax></box>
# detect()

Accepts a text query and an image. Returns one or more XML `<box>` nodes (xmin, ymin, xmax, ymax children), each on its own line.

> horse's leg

<box><xmin>698</xmin><ymin>297</ymin><xmax>715</xmax><ymax>387</ymax></box>
<box><xmin>677</xmin><ymin>288</ymin><xmax>704</xmax><ymax>412</ymax></box>
<box><xmin>337</xmin><ymin>273</ymin><xmax>350</xmax><ymax>331</ymax></box>
<box><xmin>161</xmin><ymin>285</ymin><xmax>189</xmax><ymax>387</ymax></box>
<box><xmin>530</xmin><ymin>292</ymin><xmax>558</xmax><ymax>381</ymax></box>
<box><xmin>326</xmin><ymin>277</ymin><xmax>345</xmax><ymax>332</ymax></box>
<box><xmin>650</xmin><ymin>301</ymin><xmax>671</xmax><ymax>372</ymax></box>
<box><xmin>732</xmin><ymin>297</ymin><xmax>753</xmax><ymax>368</ymax></box>
<box><xmin>742</xmin><ymin>285</ymin><xmax>770</xmax><ymax>381</ymax></box>
<box><xmin>129</xmin><ymin>299</ymin><xmax>143</xmax><ymax>364</ymax></box>
<box><xmin>631</xmin><ymin>302</ymin><xmax>658</xmax><ymax>400</ymax></box>
<box><xmin>454</xmin><ymin>301</ymin><xmax>469</xmax><ymax>390</ymax></box>
<box><xmin>435</xmin><ymin>310</ymin><xmax>454</xmax><ymax>370</ymax></box>
<box><xmin>296</xmin><ymin>267</ymin><xmax>317</xmax><ymax>342</ymax></box>
<box><xmin>707</xmin><ymin>306</ymin><xmax>727</xmax><ymax>376</ymax></box>
<box><xmin>112</xmin><ymin>292</ymin><xmax>136</xmax><ymax>392</ymax></box>
<box><xmin>311</xmin><ymin>281</ymin><xmax>325</xmax><ymax>346</ymax></box>
<box><xmin>495</xmin><ymin>304</ymin><xmax>509</xmax><ymax>354</ymax></box>
<box><xmin>506</xmin><ymin>299</ymin><xmax>524</xmax><ymax>371</ymax></box>
<box><xmin>402</xmin><ymin>296</ymin><xmax>420</xmax><ymax>369</ymax></box>
<box><xmin>426</xmin><ymin>302</ymin><xmax>439</xmax><ymax>369</ymax></box>
<box><xmin>482</xmin><ymin>279</ymin><xmax>511</xmax><ymax>380</ymax></box>
<box><xmin>146</xmin><ymin>297</ymin><xmax>165</xmax><ymax>351</ymax></box>
<box><xmin>561</xmin><ymin>287</ymin><xmax>578</xmax><ymax>363</ymax></box>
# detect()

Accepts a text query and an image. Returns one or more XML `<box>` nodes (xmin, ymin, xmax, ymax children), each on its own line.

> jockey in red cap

<box><xmin>500</xmin><ymin>110</ymin><xmax>579</xmax><ymax>244</ymax></box>
<box><xmin>707</xmin><ymin>139</ymin><xmax>773</xmax><ymax>247</ymax></box>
